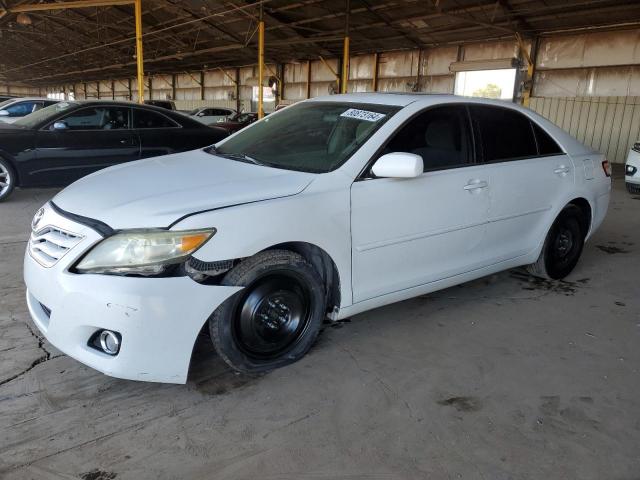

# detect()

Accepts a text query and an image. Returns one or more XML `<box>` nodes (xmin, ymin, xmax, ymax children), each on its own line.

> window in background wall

<box><xmin>454</xmin><ymin>69</ymin><xmax>517</xmax><ymax>100</ymax></box>
<box><xmin>46</xmin><ymin>92</ymin><xmax>73</xmax><ymax>100</ymax></box>
<box><xmin>251</xmin><ymin>85</ymin><xmax>275</xmax><ymax>112</ymax></box>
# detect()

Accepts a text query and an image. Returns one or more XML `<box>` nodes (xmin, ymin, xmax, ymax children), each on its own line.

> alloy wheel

<box><xmin>0</xmin><ymin>163</ymin><xmax>11</xmax><ymax>197</ymax></box>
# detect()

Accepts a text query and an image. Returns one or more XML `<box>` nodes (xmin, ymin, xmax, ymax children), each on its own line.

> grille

<box><xmin>29</xmin><ymin>225</ymin><xmax>83</xmax><ymax>267</ymax></box>
<box><xmin>39</xmin><ymin>302</ymin><xmax>52</xmax><ymax>318</ymax></box>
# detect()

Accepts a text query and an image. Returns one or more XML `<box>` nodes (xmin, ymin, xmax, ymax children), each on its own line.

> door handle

<box><xmin>554</xmin><ymin>165</ymin><xmax>570</xmax><ymax>175</ymax></box>
<box><xmin>463</xmin><ymin>180</ymin><xmax>488</xmax><ymax>191</ymax></box>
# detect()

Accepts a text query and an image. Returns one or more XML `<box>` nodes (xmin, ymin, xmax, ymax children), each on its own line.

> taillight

<box><xmin>602</xmin><ymin>159</ymin><xmax>611</xmax><ymax>177</ymax></box>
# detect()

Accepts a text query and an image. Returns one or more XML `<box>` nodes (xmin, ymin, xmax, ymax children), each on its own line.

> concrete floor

<box><xmin>1</xmin><ymin>176</ymin><xmax>639</xmax><ymax>480</ymax></box>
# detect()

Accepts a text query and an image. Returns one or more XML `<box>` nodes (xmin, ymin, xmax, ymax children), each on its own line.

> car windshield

<box><xmin>14</xmin><ymin>101</ymin><xmax>79</xmax><ymax>128</ymax></box>
<box><xmin>212</xmin><ymin>101</ymin><xmax>399</xmax><ymax>173</ymax></box>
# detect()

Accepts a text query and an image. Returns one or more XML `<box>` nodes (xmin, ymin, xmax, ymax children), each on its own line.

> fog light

<box><xmin>626</xmin><ymin>164</ymin><xmax>637</xmax><ymax>176</ymax></box>
<box><xmin>98</xmin><ymin>330</ymin><xmax>121</xmax><ymax>355</ymax></box>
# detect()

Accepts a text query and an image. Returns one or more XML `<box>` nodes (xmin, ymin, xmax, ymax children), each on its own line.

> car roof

<box><xmin>307</xmin><ymin>92</ymin><xmax>548</xmax><ymax>109</ymax></box>
<box><xmin>2</xmin><ymin>97</ymin><xmax>54</xmax><ymax>102</ymax></box>
<box><xmin>63</xmin><ymin>100</ymin><xmax>183</xmax><ymax>114</ymax></box>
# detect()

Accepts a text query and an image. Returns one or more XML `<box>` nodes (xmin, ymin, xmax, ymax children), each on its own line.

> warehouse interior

<box><xmin>1</xmin><ymin>1</ymin><xmax>640</xmax><ymax>479</ymax></box>
<box><xmin>2</xmin><ymin>1</ymin><xmax>640</xmax><ymax>162</ymax></box>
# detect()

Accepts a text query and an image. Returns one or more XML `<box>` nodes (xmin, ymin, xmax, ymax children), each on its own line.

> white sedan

<box><xmin>625</xmin><ymin>141</ymin><xmax>640</xmax><ymax>194</ymax></box>
<box><xmin>0</xmin><ymin>97</ymin><xmax>59</xmax><ymax>123</ymax></box>
<box><xmin>24</xmin><ymin>93</ymin><xmax>611</xmax><ymax>383</ymax></box>
<box><xmin>188</xmin><ymin>106</ymin><xmax>236</xmax><ymax>124</ymax></box>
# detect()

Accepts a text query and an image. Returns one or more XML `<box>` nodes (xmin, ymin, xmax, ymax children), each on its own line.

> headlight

<box><xmin>75</xmin><ymin>228</ymin><xmax>215</xmax><ymax>275</ymax></box>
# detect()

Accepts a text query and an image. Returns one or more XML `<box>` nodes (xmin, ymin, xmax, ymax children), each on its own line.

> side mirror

<box><xmin>371</xmin><ymin>152</ymin><xmax>423</xmax><ymax>178</ymax></box>
<box><xmin>52</xmin><ymin>121</ymin><xmax>69</xmax><ymax>131</ymax></box>
<box><xmin>0</xmin><ymin>110</ymin><xmax>9</xmax><ymax>117</ymax></box>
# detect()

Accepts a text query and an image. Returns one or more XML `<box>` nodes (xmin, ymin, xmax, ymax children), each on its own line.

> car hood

<box><xmin>53</xmin><ymin>149</ymin><xmax>315</xmax><ymax>229</ymax></box>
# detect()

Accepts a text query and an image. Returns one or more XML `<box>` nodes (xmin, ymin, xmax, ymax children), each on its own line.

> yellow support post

<box><xmin>134</xmin><ymin>0</ymin><xmax>145</xmax><ymax>104</ymax></box>
<box><xmin>340</xmin><ymin>0</ymin><xmax>350</xmax><ymax>94</ymax></box>
<box><xmin>516</xmin><ymin>33</ymin><xmax>536</xmax><ymax>107</ymax></box>
<box><xmin>258</xmin><ymin>3</ymin><xmax>265</xmax><ymax>119</ymax></box>
<box><xmin>341</xmin><ymin>36</ymin><xmax>350</xmax><ymax>94</ymax></box>
<box><xmin>372</xmin><ymin>52</ymin><xmax>379</xmax><ymax>92</ymax></box>
<box><xmin>306</xmin><ymin>60</ymin><xmax>311</xmax><ymax>99</ymax></box>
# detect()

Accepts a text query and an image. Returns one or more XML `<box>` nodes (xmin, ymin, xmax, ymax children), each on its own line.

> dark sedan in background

<box><xmin>210</xmin><ymin>112</ymin><xmax>259</xmax><ymax>135</ymax></box>
<box><xmin>0</xmin><ymin>101</ymin><xmax>228</xmax><ymax>201</ymax></box>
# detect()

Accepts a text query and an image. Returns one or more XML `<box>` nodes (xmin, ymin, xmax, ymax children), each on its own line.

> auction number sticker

<box><xmin>340</xmin><ymin>108</ymin><xmax>386</xmax><ymax>122</ymax></box>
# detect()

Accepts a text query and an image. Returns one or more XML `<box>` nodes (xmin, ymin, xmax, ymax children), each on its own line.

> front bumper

<box><xmin>625</xmin><ymin>147</ymin><xmax>640</xmax><ymax>186</ymax></box>
<box><xmin>23</xmin><ymin>203</ymin><xmax>241</xmax><ymax>383</ymax></box>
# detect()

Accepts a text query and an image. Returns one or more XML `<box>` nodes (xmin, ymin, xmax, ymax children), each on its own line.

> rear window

<box><xmin>470</xmin><ymin>105</ymin><xmax>538</xmax><ymax>162</ymax></box>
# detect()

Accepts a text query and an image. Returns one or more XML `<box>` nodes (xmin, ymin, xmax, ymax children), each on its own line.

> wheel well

<box><xmin>265</xmin><ymin>242</ymin><xmax>341</xmax><ymax>313</ymax></box>
<box><xmin>567</xmin><ymin>197</ymin><xmax>592</xmax><ymax>236</ymax></box>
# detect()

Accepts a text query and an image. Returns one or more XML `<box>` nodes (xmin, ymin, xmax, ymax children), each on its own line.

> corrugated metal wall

<box><xmin>0</xmin><ymin>85</ymin><xmax>41</xmax><ymax>96</ymax></box>
<box><xmin>530</xmin><ymin>96</ymin><xmax>640</xmax><ymax>164</ymax></box>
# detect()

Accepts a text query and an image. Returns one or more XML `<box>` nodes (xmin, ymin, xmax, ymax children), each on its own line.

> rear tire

<box><xmin>527</xmin><ymin>205</ymin><xmax>586</xmax><ymax>280</ymax></box>
<box><xmin>0</xmin><ymin>157</ymin><xmax>16</xmax><ymax>202</ymax></box>
<box><xmin>208</xmin><ymin>249</ymin><xmax>326</xmax><ymax>373</ymax></box>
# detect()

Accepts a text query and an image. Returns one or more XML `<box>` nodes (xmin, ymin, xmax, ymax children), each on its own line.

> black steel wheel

<box><xmin>527</xmin><ymin>204</ymin><xmax>586</xmax><ymax>280</ymax></box>
<box><xmin>233</xmin><ymin>272</ymin><xmax>313</xmax><ymax>358</ymax></box>
<box><xmin>208</xmin><ymin>250</ymin><xmax>326</xmax><ymax>373</ymax></box>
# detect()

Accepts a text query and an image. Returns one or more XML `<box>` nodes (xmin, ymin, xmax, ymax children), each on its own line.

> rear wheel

<box><xmin>209</xmin><ymin>250</ymin><xmax>326</xmax><ymax>373</ymax></box>
<box><xmin>527</xmin><ymin>205</ymin><xmax>586</xmax><ymax>280</ymax></box>
<box><xmin>0</xmin><ymin>157</ymin><xmax>16</xmax><ymax>202</ymax></box>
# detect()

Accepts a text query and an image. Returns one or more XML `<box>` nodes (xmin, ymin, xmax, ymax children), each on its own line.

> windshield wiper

<box><xmin>216</xmin><ymin>151</ymin><xmax>266</xmax><ymax>166</ymax></box>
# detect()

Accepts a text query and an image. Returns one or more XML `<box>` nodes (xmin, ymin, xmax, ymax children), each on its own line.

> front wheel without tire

<box><xmin>208</xmin><ymin>249</ymin><xmax>326</xmax><ymax>373</ymax></box>
<box><xmin>527</xmin><ymin>205</ymin><xmax>586</xmax><ymax>280</ymax></box>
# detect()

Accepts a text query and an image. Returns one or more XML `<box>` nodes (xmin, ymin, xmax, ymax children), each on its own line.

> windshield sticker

<box><xmin>340</xmin><ymin>108</ymin><xmax>386</xmax><ymax>122</ymax></box>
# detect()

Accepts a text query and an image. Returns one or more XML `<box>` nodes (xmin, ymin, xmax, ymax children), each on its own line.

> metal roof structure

<box><xmin>1</xmin><ymin>0</ymin><xmax>640</xmax><ymax>86</ymax></box>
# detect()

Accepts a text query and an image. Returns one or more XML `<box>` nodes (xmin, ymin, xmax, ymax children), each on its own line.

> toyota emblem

<box><xmin>32</xmin><ymin>207</ymin><xmax>45</xmax><ymax>231</ymax></box>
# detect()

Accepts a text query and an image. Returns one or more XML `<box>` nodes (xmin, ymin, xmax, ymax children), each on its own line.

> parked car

<box><xmin>188</xmin><ymin>107</ymin><xmax>236</xmax><ymax>124</ymax></box>
<box><xmin>0</xmin><ymin>97</ymin><xmax>59</xmax><ymax>124</ymax></box>
<box><xmin>625</xmin><ymin>141</ymin><xmax>640</xmax><ymax>194</ymax></box>
<box><xmin>144</xmin><ymin>99</ymin><xmax>176</xmax><ymax>110</ymax></box>
<box><xmin>212</xmin><ymin>111</ymin><xmax>259</xmax><ymax>134</ymax></box>
<box><xmin>24</xmin><ymin>93</ymin><xmax>610</xmax><ymax>383</ymax></box>
<box><xmin>0</xmin><ymin>100</ymin><xmax>227</xmax><ymax>201</ymax></box>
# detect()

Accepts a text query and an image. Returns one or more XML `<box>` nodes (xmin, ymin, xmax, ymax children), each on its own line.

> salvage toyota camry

<box><xmin>24</xmin><ymin>93</ymin><xmax>611</xmax><ymax>383</ymax></box>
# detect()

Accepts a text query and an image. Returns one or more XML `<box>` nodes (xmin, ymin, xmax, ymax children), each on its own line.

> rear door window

<box><xmin>133</xmin><ymin>109</ymin><xmax>179</xmax><ymax>129</ymax></box>
<box><xmin>469</xmin><ymin>105</ymin><xmax>537</xmax><ymax>162</ymax></box>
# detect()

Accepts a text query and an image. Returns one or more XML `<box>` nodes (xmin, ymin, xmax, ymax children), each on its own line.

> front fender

<box><xmin>172</xmin><ymin>183</ymin><xmax>354</xmax><ymax>308</ymax></box>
